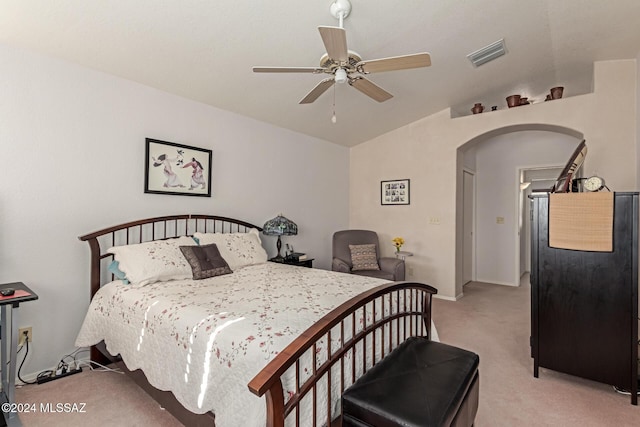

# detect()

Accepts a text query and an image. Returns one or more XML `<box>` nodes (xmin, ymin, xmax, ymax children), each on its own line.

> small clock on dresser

<box><xmin>583</xmin><ymin>175</ymin><xmax>605</xmax><ymax>192</ymax></box>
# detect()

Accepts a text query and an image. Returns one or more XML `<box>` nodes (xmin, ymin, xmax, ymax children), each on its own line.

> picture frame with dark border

<box><xmin>144</xmin><ymin>138</ymin><xmax>212</xmax><ymax>197</ymax></box>
<box><xmin>381</xmin><ymin>179</ymin><xmax>410</xmax><ymax>205</ymax></box>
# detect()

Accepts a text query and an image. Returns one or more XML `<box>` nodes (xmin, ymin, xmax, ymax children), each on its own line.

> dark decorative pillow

<box><xmin>349</xmin><ymin>244</ymin><xmax>380</xmax><ymax>271</ymax></box>
<box><xmin>179</xmin><ymin>243</ymin><xmax>233</xmax><ymax>280</ymax></box>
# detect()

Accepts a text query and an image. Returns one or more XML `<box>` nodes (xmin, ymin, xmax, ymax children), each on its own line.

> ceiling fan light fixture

<box><xmin>467</xmin><ymin>38</ymin><xmax>506</xmax><ymax>67</ymax></box>
<box><xmin>252</xmin><ymin>0</ymin><xmax>430</xmax><ymax>106</ymax></box>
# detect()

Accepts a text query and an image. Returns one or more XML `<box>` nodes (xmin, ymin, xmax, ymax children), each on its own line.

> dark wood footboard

<box><xmin>248</xmin><ymin>281</ymin><xmax>437</xmax><ymax>427</ymax></box>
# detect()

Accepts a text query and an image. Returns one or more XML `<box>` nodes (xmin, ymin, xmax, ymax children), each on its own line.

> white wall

<box><xmin>0</xmin><ymin>44</ymin><xmax>350</xmax><ymax>377</ymax></box>
<box><xmin>471</xmin><ymin>131</ymin><xmax>579</xmax><ymax>286</ymax></box>
<box><xmin>351</xmin><ymin>59</ymin><xmax>637</xmax><ymax>300</ymax></box>
<box><xmin>462</xmin><ymin>144</ymin><xmax>477</xmax><ymax>171</ymax></box>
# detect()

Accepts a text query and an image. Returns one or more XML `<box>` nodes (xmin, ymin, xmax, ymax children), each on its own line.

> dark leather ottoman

<box><xmin>342</xmin><ymin>337</ymin><xmax>479</xmax><ymax>427</ymax></box>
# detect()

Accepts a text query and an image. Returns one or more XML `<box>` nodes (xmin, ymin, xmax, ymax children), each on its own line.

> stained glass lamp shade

<box><xmin>262</xmin><ymin>215</ymin><xmax>298</xmax><ymax>261</ymax></box>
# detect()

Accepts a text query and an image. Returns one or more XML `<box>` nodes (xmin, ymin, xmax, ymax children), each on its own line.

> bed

<box><xmin>77</xmin><ymin>214</ymin><xmax>437</xmax><ymax>426</ymax></box>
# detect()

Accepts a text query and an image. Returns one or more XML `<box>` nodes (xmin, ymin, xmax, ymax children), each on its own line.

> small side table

<box><xmin>284</xmin><ymin>258</ymin><xmax>314</xmax><ymax>268</ymax></box>
<box><xmin>0</xmin><ymin>282</ymin><xmax>38</xmax><ymax>424</ymax></box>
<box><xmin>395</xmin><ymin>251</ymin><xmax>414</xmax><ymax>261</ymax></box>
<box><xmin>270</xmin><ymin>257</ymin><xmax>314</xmax><ymax>268</ymax></box>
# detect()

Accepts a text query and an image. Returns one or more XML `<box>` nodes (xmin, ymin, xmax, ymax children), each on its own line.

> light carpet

<box><xmin>12</xmin><ymin>277</ymin><xmax>639</xmax><ymax>426</ymax></box>
<box><xmin>433</xmin><ymin>278</ymin><xmax>638</xmax><ymax>426</ymax></box>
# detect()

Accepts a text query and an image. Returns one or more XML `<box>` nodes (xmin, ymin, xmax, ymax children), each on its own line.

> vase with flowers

<box><xmin>392</xmin><ymin>237</ymin><xmax>405</xmax><ymax>253</ymax></box>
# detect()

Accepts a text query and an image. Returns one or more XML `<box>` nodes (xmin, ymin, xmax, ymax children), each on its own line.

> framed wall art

<box><xmin>144</xmin><ymin>138</ymin><xmax>212</xmax><ymax>197</ymax></box>
<box><xmin>381</xmin><ymin>179</ymin><xmax>410</xmax><ymax>205</ymax></box>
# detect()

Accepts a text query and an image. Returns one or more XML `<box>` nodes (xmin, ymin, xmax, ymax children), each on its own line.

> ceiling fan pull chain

<box><xmin>331</xmin><ymin>83</ymin><xmax>337</xmax><ymax>124</ymax></box>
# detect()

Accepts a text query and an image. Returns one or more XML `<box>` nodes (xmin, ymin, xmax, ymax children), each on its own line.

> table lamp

<box><xmin>262</xmin><ymin>214</ymin><xmax>298</xmax><ymax>261</ymax></box>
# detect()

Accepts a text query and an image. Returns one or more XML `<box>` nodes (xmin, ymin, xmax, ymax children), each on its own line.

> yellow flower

<box><xmin>392</xmin><ymin>237</ymin><xmax>404</xmax><ymax>251</ymax></box>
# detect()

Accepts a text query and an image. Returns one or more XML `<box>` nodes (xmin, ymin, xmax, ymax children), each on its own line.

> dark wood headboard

<box><xmin>78</xmin><ymin>214</ymin><xmax>262</xmax><ymax>298</ymax></box>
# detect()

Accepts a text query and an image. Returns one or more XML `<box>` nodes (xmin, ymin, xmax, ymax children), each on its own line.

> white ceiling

<box><xmin>1</xmin><ymin>1</ymin><xmax>639</xmax><ymax>147</ymax></box>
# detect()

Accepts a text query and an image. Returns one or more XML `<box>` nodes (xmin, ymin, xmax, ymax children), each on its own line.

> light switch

<box><xmin>496</xmin><ymin>217</ymin><xmax>504</xmax><ymax>224</ymax></box>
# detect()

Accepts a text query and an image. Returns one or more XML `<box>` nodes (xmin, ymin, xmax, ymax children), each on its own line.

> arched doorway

<box><xmin>456</xmin><ymin>125</ymin><xmax>584</xmax><ymax>292</ymax></box>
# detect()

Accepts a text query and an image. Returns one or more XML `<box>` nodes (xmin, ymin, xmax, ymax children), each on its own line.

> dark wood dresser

<box><xmin>530</xmin><ymin>193</ymin><xmax>638</xmax><ymax>405</ymax></box>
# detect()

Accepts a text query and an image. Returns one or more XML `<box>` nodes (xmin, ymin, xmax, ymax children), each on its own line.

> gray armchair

<box><xmin>332</xmin><ymin>230</ymin><xmax>405</xmax><ymax>281</ymax></box>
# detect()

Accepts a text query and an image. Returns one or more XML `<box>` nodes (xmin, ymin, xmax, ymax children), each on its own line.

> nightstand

<box><xmin>0</xmin><ymin>282</ymin><xmax>38</xmax><ymax>424</ymax></box>
<box><xmin>270</xmin><ymin>258</ymin><xmax>314</xmax><ymax>268</ymax></box>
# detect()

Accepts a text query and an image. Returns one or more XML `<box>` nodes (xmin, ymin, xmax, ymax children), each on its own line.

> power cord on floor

<box><xmin>17</xmin><ymin>335</ymin><xmax>36</xmax><ymax>384</ymax></box>
<box><xmin>613</xmin><ymin>385</ymin><xmax>639</xmax><ymax>396</ymax></box>
<box><xmin>17</xmin><ymin>347</ymin><xmax>124</xmax><ymax>386</ymax></box>
<box><xmin>56</xmin><ymin>348</ymin><xmax>87</xmax><ymax>372</ymax></box>
<box><xmin>74</xmin><ymin>358</ymin><xmax>123</xmax><ymax>374</ymax></box>
<box><xmin>32</xmin><ymin>348</ymin><xmax>89</xmax><ymax>384</ymax></box>
<box><xmin>15</xmin><ymin>338</ymin><xmax>86</xmax><ymax>385</ymax></box>
<box><xmin>10</xmin><ymin>335</ymin><xmax>124</xmax><ymax>386</ymax></box>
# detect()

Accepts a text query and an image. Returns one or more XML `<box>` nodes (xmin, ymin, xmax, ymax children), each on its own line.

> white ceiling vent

<box><xmin>467</xmin><ymin>39</ymin><xmax>506</xmax><ymax>67</ymax></box>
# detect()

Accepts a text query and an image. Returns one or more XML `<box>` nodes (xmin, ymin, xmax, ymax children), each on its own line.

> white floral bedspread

<box><xmin>76</xmin><ymin>262</ymin><xmax>433</xmax><ymax>426</ymax></box>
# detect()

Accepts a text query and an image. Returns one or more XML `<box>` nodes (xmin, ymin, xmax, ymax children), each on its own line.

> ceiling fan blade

<box><xmin>299</xmin><ymin>78</ymin><xmax>335</xmax><ymax>104</ymax></box>
<box><xmin>318</xmin><ymin>26</ymin><xmax>348</xmax><ymax>63</ymax></box>
<box><xmin>349</xmin><ymin>77</ymin><xmax>393</xmax><ymax>102</ymax></box>
<box><xmin>356</xmin><ymin>53</ymin><xmax>431</xmax><ymax>74</ymax></box>
<box><xmin>253</xmin><ymin>66</ymin><xmax>326</xmax><ymax>74</ymax></box>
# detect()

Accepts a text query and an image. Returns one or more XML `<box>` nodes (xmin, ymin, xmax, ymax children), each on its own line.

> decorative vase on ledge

<box><xmin>471</xmin><ymin>103</ymin><xmax>484</xmax><ymax>114</ymax></box>
<box><xmin>506</xmin><ymin>95</ymin><xmax>521</xmax><ymax>108</ymax></box>
<box><xmin>550</xmin><ymin>86</ymin><xmax>564</xmax><ymax>99</ymax></box>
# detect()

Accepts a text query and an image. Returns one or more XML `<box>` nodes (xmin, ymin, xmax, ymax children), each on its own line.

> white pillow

<box><xmin>107</xmin><ymin>236</ymin><xmax>197</xmax><ymax>286</ymax></box>
<box><xmin>193</xmin><ymin>228</ymin><xmax>268</xmax><ymax>270</ymax></box>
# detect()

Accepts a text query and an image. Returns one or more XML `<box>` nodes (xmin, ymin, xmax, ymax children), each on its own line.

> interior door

<box><xmin>463</xmin><ymin>170</ymin><xmax>475</xmax><ymax>284</ymax></box>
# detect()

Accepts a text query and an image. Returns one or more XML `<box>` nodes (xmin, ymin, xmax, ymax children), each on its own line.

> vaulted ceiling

<box><xmin>1</xmin><ymin>0</ymin><xmax>639</xmax><ymax>146</ymax></box>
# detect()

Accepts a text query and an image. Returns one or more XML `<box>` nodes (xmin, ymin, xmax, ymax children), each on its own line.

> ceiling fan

<box><xmin>252</xmin><ymin>0</ymin><xmax>431</xmax><ymax>104</ymax></box>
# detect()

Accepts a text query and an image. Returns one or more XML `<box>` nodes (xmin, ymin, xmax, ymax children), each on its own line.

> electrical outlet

<box><xmin>19</xmin><ymin>327</ymin><xmax>32</xmax><ymax>346</ymax></box>
<box><xmin>496</xmin><ymin>217</ymin><xmax>505</xmax><ymax>224</ymax></box>
<box><xmin>429</xmin><ymin>217</ymin><xmax>441</xmax><ymax>225</ymax></box>
<box><xmin>407</xmin><ymin>266</ymin><xmax>414</xmax><ymax>276</ymax></box>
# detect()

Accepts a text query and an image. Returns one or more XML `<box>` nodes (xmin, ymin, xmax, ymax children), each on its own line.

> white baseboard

<box><xmin>474</xmin><ymin>277</ymin><xmax>519</xmax><ymax>287</ymax></box>
<box><xmin>434</xmin><ymin>293</ymin><xmax>463</xmax><ymax>301</ymax></box>
<box><xmin>16</xmin><ymin>368</ymin><xmax>47</xmax><ymax>385</ymax></box>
